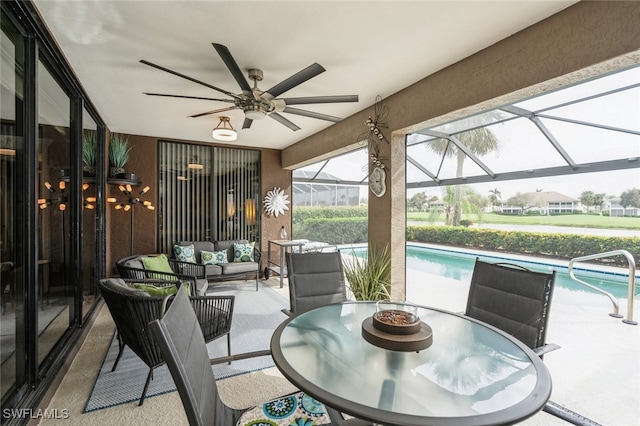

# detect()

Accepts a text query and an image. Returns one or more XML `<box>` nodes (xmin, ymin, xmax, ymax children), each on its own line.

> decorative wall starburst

<box><xmin>263</xmin><ymin>187</ymin><xmax>290</xmax><ymax>217</ymax></box>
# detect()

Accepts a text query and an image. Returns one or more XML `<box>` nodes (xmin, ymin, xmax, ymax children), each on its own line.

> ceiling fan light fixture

<box><xmin>244</xmin><ymin>104</ymin><xmax>267</xmax><ymax>121</ymax></box>
<box><xmin>212</xmin><ymin>116</ymin><xmax>237</xmax><ymax>141</ymax></box>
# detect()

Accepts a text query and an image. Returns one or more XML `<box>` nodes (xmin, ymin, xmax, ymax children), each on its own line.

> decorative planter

<box><xmin>83</xmin><ymin>165</ymin><xmax>96</xmax><ymax>177</ymax></box>
<box><xmin>109</xmin><ymin>166</ymin><xmax>125</xmax><ymax>178</ymax></box>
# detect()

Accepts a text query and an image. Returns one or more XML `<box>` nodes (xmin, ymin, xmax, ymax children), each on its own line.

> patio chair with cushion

<box><xmin>149</xmin><ymin>287</ymin><xmax>369</xmax><ymax>426</ymax></box>
<box><xmin>97</xmin><ymin>278</ymin><xmax>234</xmax><ymax>406</ymax></box>
<box><xmin>283</xmin><ymin>251</ymin><xmax>348</xmax><ymax>316</ymax></box>
<box><xmin>116</xmin><ymin>254</ymin><xmax>209</xmax><ymax>296</ymax></box>
<box><xmin>466</xmin><ymin>258</ymin><xmax>601</xmax><ymax>426</ymax></box>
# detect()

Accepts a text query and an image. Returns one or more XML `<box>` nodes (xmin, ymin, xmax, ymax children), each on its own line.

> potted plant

<box><xmin>343</xmin><ymin>244</ymin><xmax>391</xmax><ymax>301</ymax></box>
<box><xmin>109</xmin><ymin>134</ymin><xmax>131</xmax><ymax>177</ymax></box>
<box><xmin>82</xmin><ymin>131</ymin><xmax>97</xmax><ymax>176</ymax></box>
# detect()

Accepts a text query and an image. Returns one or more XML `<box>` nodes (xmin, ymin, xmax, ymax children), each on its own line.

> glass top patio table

<box><xmin>270</xmin><ymin>301</ymin><xmax>552</xmax><ymax>426</ymax></box>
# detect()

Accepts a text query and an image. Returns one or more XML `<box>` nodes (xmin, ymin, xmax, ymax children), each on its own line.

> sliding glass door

<box><xmin>0</xmin><ymin>10</ymin><xmax>25</xmax><ymax>401</ymax></box>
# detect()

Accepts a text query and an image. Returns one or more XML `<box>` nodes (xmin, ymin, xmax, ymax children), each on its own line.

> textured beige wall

<box><xmin>281</xmin><ymin>1</ymin><xmax>640</xmax><ymax>294</ymax></box>
<box><xmin>259</xmin><ymin>149</ymin><xmax>293</xmax><ymax>270</ymax></box>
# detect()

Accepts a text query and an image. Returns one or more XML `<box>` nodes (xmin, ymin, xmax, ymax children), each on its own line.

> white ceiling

<box><xmin>33</xmin><ymin>0</ymin><xmax>577</xmax><ymax>150</ymax></box>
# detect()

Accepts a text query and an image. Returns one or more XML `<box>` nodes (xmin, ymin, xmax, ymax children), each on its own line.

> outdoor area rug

<box><xmin>83</xmin><ymin>282</ymin><xmax>289</xmax><ymax>412</ymax></box>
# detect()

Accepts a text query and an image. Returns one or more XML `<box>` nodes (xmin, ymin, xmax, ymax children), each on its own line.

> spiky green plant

<box><xmin>82</xmin><ymin>131</ymin><xmax>97</xmax><ymax>167</ymax></box>
<box><xmin>109</xmin><ymin>134</ymin><xmax>131</xmax><ymax>168</ymax></box>
<box><xmin>343</xmin><ymin>244</ymin><xmax>391</xmax><ymax>301</ymax></box>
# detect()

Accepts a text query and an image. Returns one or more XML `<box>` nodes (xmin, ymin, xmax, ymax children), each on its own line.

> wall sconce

<box><xmin>227</xmin><ymin>191</ymin><xmax>236</xmax><ymax>217</ymax></box>
<box><xmin>212</xmin><ymin>116</ymin><xmax>237</xmax><ymax>141</ymax></box>
<box><xmin>245</xmin><ymin>198</ymin><xmax>257</xmax><ymax>225</ymax></box>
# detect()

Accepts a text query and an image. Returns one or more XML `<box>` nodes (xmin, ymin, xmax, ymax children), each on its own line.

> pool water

<box><xmin>346</xmin><ymin>244</ymin><xmax>638</xmax><ymax>300</ymax></box>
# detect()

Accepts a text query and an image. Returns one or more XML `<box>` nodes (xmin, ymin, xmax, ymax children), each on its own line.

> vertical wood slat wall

<box><xmin>213</xmin><ymin>147</ymin><xmax>260</xmax><ymax>244</ymax></box>
<box><xmin>158</xmin><ymin>142</ymin><xmax>259</xmax><ymax>254</ymax></box>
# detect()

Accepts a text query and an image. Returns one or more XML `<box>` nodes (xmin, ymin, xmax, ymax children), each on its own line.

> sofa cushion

<box><xmin>194</xmin><ymin>278</ymin><xmax>208</xmax><ymax>296</ymax></box>
<box><xmin>133</xmin><ymin>283</ymin><xmax>186</xmax><ymax>297</ymax></box>
<box><xmin>233</xmin><ymin>241</ymin><xmax>255</xmax><ymax>262</ymax></box>
<box><xmin>201</xmin><ymin>249</ymin><xmax>228</xmax><ymax>265</ymax></box>
<box><xmin>215</xmin><ymin>239</ymin><xmax>248</xmax><ymax>263</ymax></box>
<box><xmin>222</xmin><ymin>261</ymin><xmax>259</xmax><ymax>275</ymax></box>
<box><xmin>173</xmin><ymin>244</ymin><xmax>197</xmax><ymax>263</ymax></box>
<box><xmin>142</xmin><ymin>254</ymin><xmax>174</xmax><ymax>273</ymax></box>
<box><xmin>122</xmin><ymin>257</ymin><xmax>144</xmax><ymax>270</ymax></box>
<box><xmin>176</xmin><ymin>241</ymin><xmax>216</xmax><ymax>262</ymax></box>
<box><xmin>204</xmin><ymin>264</ymin><xmax>223</xmax><ymax>277</ymax></box>
<box><xmin>103</xmin><ymin>278</ymin><xmax>150</xmax><ymax>297</ymax></box>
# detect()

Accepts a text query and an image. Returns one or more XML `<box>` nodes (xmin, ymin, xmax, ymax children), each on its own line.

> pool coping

<box><xmin>339</xmin><ymin>242</ymin><xmax>639</xmax><ymax>281</ymax></box>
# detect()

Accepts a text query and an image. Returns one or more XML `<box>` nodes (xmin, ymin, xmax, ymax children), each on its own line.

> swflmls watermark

<box><xmin>2</xmin><ymin>408</ymin><xmax>69</xmax><ymax>420</ymax></box>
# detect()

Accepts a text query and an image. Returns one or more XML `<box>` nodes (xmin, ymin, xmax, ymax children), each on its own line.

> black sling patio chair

<box><xmin>466</xmin><ymin>258</ymin><xmax>601</xmax><ymax>426</ymax></box>
<box><xmin>283</xmin><ymin>251</ymin><xmax>348</xmax><ymax>317</ymax></box>
<box><xmin>148</xmin><ymin>287</ymin><xmax>369</xmax><ymax>426</ymax></box>
<box><xmin>97</xmin><ymin>278</ymin><xmax>234</xmax><ymax>406</ymax></box>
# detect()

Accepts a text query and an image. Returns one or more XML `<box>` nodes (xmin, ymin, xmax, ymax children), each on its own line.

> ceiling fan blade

<box><xmin>140</xmin><ymin>59</ymin><xmax>239</xmax><ymax>99</ymax></box>
<box><xmin>269</xmin><ymin>112</ymin><xmax>301</xmax><ymax>131</ymax></box>
<box><xmin>262</xmin><ymin>63</ymin><xmax>325</xmax><ymax>101</ymax></box>
<box><xmin>242</xmin><ymin>117</ymin><xmax>253</xmax><ymax>129</ymax></box>
<box><xmin>283</xmin><ymin>107</ymin><xmax>342</xmax><ymax>123</ymax></box>
<box><xmin>144</xmin><ymin>92</ymin><xmax>234</xmax><ymax>103</ymax></box>
<box><xmin>282</xmin><ymin>95</ymin><xmax>359</xmax><ymax>105</ymax></box>
<box><xmin>212</xmin><ymin>43</ymin><xmax>254</xmax><ymax>98</ymax></box>
<box><xmin>188</xmin><ymin>106</ymin><xmax>238</xmax><ymax>118</ymax></box>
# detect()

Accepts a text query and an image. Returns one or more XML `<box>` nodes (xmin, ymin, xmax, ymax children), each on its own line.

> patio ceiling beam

<box><xmin>418</xmin><ymin>129</ymin><xmax>497</xmax><ymax>178</ymax></box>
<box><xmin>501</xmin><ymin>105</ymin><xmax>577</xmax><ymax>170</ymax></box>
<box><xmin>407</xmin><ymin>155</ymin><xmax>441</xmax><ymax>183</ymax></box>
<box><xmin>407</xmin><ymin>157</ymin><xmax>639</xmax><ymax>189</ymax></box>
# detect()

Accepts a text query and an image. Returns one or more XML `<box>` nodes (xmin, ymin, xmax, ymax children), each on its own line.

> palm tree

<box><xmin>488</xmin><ymin>188</ymin><xmax>502</xmax><ymax>212</ymax></box>
<box><xmin>426</xmin><ymin>126</ymin><xmax>499</xmax><ymax>225</ymax></box>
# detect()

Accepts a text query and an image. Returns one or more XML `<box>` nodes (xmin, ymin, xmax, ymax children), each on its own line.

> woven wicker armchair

<box><xmin>116</xmin><ymin>255</ymin><xmax>209</xmax><ymax>295</ymax></box>
<box><xmin>97</xmin><ymin>278</ymin><xmax>234</xmax><ymax>406</ymax></box>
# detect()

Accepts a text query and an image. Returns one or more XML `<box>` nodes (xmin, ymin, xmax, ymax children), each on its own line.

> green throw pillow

<box><xmin>133</xmin><ymin>283</ymin><xmax>178</xmax><ymax>297</ymax></box>
<box><xmin>133</xmin><ymin>282</ymin><xmax>191</xmax><ymax>297</ymax></box>
<box><xmin>173</xmin><ymin>244</ymin><xmax>197</xmax><ymax>263</ymax></box>
<box><xmin>201</xmin><ymin>249</ymin><xmax>228</xmax><ymax>265</ymax></box>
<box><xmin>233</xmin><ymin>242</ymin><xmax>255</xmax><ymax>263</ymax></box>
<box><xmin>142</xmin><ymin>254</ymin><xmax>174</xmax><ymax>274</ymax></box>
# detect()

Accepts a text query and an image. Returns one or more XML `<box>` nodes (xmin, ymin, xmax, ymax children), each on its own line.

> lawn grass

<box><xmin>406</xmin><ymin>212</ymin><xmax>640</xmax><ymax>230</ymax></box>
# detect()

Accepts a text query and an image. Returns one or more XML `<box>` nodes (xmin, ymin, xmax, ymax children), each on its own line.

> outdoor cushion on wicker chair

<box><xmin>97</xmin><ymin>278</ymin><xmax>234</xmax><ymax>406</ymax></box>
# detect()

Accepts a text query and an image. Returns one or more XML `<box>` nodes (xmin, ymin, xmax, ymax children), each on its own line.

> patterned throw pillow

<box><xmin>236</xmin><ymin>391</ymin><xmax>331</xmax><ymax>426</ymax></box>
<box><xmin>201</xmin><ymin>249</ymin><xmax>228</xmax><ymax>265</ymax></box>
<box><xmin>233</xmin><ymin>242</ymin><xmax>255</xmax><ymax>263</ymax></box>
<box><xmin>173</xmin><ymin>244</ymin><xmax>197</xmax><ymax>263</ymax></box>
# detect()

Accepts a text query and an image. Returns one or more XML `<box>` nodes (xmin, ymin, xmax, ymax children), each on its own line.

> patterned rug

<box><xmin>84</xmin><ymin>283</ymin><xmax>289</xmax><ymax>412</ymax></box>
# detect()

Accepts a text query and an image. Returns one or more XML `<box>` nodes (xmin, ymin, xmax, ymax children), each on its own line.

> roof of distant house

<box><xmin>521</xmin><ymin>191</ymin><xmax>578</xmax><ymax>203</ymax></box>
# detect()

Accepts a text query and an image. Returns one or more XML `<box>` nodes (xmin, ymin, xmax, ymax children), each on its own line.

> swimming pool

<box><xmin>344</xmin><ymin>244</ymin><xmax>638</xmax><ymax>300</ymax></box>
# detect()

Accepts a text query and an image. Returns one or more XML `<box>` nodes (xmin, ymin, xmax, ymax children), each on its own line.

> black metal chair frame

<box><xmin>149</xmin><ymin>287</ymin><xmax>367</xmax><ymax>425</ymax></box>
<box><xmin>97</xmin><ymin>278</ymin><xmax>234</xmax><ymax>406</ymax></box>
<box><xmin>466</xmin><ymin>258</ymin><xmax>601</xmax><ymax>426</ymax></box>
<box><xmin>283</xmin><ymin>251</ymin><xmax>348</xmax><ymax>317</ymax></box>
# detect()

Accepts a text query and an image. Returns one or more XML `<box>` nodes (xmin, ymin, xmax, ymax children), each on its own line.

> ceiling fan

<box><xmin>140</xmin><ymin>43</ymin><xmax>359</xmax><ymax>131</ymax></box>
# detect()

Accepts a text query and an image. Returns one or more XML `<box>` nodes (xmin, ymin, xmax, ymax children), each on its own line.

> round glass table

<box><xmin>270</xmin><ymin>302</ymin><xmax>552</xmax><ymax>426</ymax></box>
